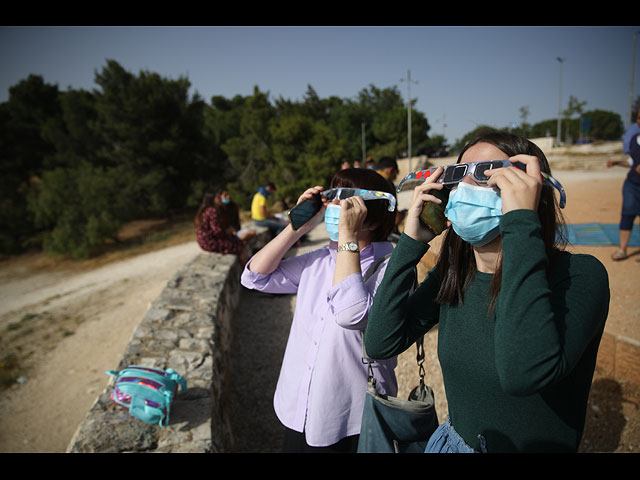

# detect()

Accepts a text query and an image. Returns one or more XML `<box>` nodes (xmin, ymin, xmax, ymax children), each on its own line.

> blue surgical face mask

<box><xmin>221</xmin><ymin>198</ymin><xmax>231</xmax><ymax>205</ymax></box>
<box><xmin>444</xmin><ymin>182</ymin><xmax>503</xmax><ymax>246</ymax></box>
<box><xmin>324</xmin><ymin>204</ymin><xmax>341</xmax><ymax>241</ymax></box>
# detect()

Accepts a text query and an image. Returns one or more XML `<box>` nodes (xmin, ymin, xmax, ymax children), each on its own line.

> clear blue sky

<box><xmin>1</xmin><ymin>25</ymin><xmax>639</xmax><ymax>145</ymax></box>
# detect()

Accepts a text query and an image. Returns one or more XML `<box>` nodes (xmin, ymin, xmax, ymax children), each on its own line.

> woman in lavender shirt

<box><xmin>241</xmin><ymin>168</ymin><xmax>399</xmax><ymax>452</ymax></box>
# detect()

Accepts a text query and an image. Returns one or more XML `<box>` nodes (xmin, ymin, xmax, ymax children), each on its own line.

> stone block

<box><xmin>67</xmin><ymin>227</ymin><xmax>271</xmax><ymax>453</ymax></box>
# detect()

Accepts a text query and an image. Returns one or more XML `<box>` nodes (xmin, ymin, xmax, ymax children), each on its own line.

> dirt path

<box><xmin>0</xmin><ymin>167</ymin><xmax>638</xmax><ymax>453</ymax></box>
<box><xmin>0</xmin><ymin>242</ymin><xmax>200</xmax><ymax>452</ymax></box>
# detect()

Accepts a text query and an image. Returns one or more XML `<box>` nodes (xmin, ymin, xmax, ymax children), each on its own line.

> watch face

<box><xmin>349</xmin><ymin>242</ymin><xmax>358</xmax><ymax>251</ymax></box>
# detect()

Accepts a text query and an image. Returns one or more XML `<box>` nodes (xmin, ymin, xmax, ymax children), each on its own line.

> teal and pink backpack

<box><xmin>106</xmin><ymin>366</ymin><xmax>187</xmax><ymax>427</ymax></box>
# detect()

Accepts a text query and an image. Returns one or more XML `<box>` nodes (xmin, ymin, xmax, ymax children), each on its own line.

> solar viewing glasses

<box><xmin>396</xmin><ymin>159</ymin><xmax>566</xmax><ymax>208</ymax></box>
<box><xmin>322</xmin><ymin>187</ymin><xmax>397</xmax><ymax>212</ymax></box>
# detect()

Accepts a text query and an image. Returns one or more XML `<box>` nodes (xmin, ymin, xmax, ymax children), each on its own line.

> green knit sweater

<box><xmin>365</xmin><ymin>209</ymin><xmax>610</xmax><ymax>452</ymax></box>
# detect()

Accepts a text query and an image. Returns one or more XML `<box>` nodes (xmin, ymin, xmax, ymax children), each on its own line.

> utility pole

<box><xmin>629</xmin><ymin>31</ymin><xmax>639</xmax><ymax>125</ymax></box>
<box><xmin>361</xmin><ymin>123</ymin><xmax>366</xmax><ymax>163</ymax></box>
<box><xmin>442</xmin><ymin>112</ymin><xmax>447</xmax><ymax>138</ymax></box>
<box><xmin>556</xmin><ymin>57</ymin><xmax>565</xmax><ymax>146</ymax></box>
<box><xmin>400</xmin><ymin>69</ymin><xmax>418</xmax><ymax>172</ymax></box>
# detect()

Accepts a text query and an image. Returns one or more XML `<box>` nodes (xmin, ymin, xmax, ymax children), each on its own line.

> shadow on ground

<box><xmin>228</xmin><ymin>286</ymin><xmax>294</xmax><ymax>453</ymax></box>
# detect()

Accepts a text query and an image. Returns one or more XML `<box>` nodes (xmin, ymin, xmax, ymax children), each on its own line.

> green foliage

<box><xmin>528</xmin><ymin>119</ymin><xmax>560</xmax><ymax>139</ymax></box>
<box><xmin>4</xmin><ymin>65</ymin><xmax>433</xmax><ymax>256</ymax></box>
<box><xmin>0</xmin><ymin>75</ymin><xmax>62</xmax><ymax>252</ymax></box>
<box><xmin>9</xmin><ymin>60</ymin><xmax>623</xmax><ymax>259</ymax></box>
<box><xmin>528</xmin><ymin>109</ymin><xmax>623</xmax><ymax>142</ymax></box>
<box><xmin>27</xmin><ymin>162</ymin><xmax>123</xmax><ymax>258</ymax></box>
<box><xmin>581</xmin><ymin>110</ymin><xmax>624</xmax><ymax>140</ymax></box>
<box><xmin>2</xmin><ymin>61</ymin><xmax>213</xmax><ymax>257</ymax></box>
<box><xmin>221</xmin><ymin>83</ymin><xmax>428</xmax><ymax>209</ymax></box>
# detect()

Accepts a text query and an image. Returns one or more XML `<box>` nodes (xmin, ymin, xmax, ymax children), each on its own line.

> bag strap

<box><xmin>361</xmin><ymin>252</ymin><xmax>423</xmax><ymax>386</ymax></box>
<box><xmin>363</xmin><ymin>253</ymin><xmax>392</xmax><ymax>283</ymax></box>
<box><xmin>361</xmin><ymin>253</ymin><xmax>393</xmax><ymax>370</ymax></box>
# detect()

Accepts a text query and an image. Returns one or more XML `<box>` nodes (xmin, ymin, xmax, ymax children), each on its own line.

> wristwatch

<box><xmin>337</xmin><ymin>241</ymin><xmax>360</xmax><ymax>253</ymax></box>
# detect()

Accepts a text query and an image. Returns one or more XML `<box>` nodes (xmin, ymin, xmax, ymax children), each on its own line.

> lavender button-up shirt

<box><xmin>240</xmin><ymin>240</ymin><xmax>398</xmax><ymax>447</ymax></box>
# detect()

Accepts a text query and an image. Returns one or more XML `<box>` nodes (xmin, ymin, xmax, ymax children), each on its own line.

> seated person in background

<box><xmin>251</xmin><ymin>183</ymin><xmax>286</xmax><ymax>238</ymax></box>
<box><xmin>196</xmin><ymin>188</ymin><xmax>254</xmax><ymax>262</ymax></box>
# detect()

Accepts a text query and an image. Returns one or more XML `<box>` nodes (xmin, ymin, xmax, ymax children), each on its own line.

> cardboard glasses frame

<box><xmin>287</xmin><ymin>187</ymin><xmax>397</xmax><ymax>231</ymax></box>
<box><xmin>396</xmin><ymin>159</ymin><xmax>566</xmax><ymax>208</ymax></box>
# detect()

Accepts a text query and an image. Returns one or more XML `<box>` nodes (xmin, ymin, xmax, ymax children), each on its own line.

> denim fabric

<box><xmin>620</xmin><ymin>180</ymin><xmax>640</xmax><ymax>229</ymax></box>
<box><xmin>425</xmin><ymin>417</ymin><xmax>486</xmax><ymax>453</ymax></box>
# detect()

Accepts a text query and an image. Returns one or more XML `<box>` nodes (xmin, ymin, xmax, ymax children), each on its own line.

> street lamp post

<box><xmin>361</xmin><ymin>123</ymin><xmax>366</xmax><ymax>163</ymax></box>
<box><xmin>556</xmin><ymin>57</ymin><xmax>565</xmax><ymax>146</ymax></box>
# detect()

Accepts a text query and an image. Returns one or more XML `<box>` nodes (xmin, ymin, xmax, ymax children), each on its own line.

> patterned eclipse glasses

<box><xmin>322</xmin><ymin>187</ymin><xmax>397</xmax><ymax>212</ymax></box>
<box><xmin>396</xmin><ymin>159</ymin><xmax>566</xmax><ymax>208</ymax></box>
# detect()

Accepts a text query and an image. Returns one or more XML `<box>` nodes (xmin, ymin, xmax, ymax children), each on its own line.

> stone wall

<box><xmin>66</xmin><ymin>226</ymin><xmax>270</xmax><ymax>453</ymax></box>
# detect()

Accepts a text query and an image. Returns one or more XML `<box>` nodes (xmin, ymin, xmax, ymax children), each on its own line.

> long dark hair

<box><xmin>435</xmin><ymin>132</ymin><xmax>567</xmax><ymax>313</ymax></box>
<box><xmin>194</xmin><ymin>188</ymin><xmax>237</xmax><ymax>229</ymax></box>
<box><xmin>330</xmin><ymin>167</ymin><xmax>397</xmax><ymax>242</ymax></box>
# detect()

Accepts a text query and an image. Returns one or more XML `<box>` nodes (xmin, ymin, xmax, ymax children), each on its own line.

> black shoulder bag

<box><xmin>357</xmin><ymin>254</ymin><xmax>439</xmax><ymax>453</ymax></box>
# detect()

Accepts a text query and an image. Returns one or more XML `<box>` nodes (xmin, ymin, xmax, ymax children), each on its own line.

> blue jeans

<box><xmin>620</xmin><ymin>180</ymin><xmax>640</xmax><ymax>230</ymax></box>
<box><xmin>425</xmin><ymin>417</ymin><xmax>487</xmax><ymax>453</ymax></box>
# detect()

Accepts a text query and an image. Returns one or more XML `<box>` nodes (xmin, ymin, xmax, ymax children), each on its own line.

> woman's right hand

<box><xmin>296</xmin><ymin>185</ymin><xmax>325</xmax><ymax>205</ymax></box>
<box><xmin>295</xmin><ymin>185</ymin><xmax>327</xmax><ymax>234</ymax></box>
<box><xmin>404</xmin><ymin>166</ymin><xmax>447</xmax><ymax>244</ymax></box>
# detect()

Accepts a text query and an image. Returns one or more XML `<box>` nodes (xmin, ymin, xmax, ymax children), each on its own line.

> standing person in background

<box><xmin>374</xmin><ymin>157</ymin><xmax>399</xmax><ymax>192</ymax></box>
<box><xmin>608</xmin><ymin>111</ymin><xmax>640</xmax><ymax>261</ymax></box>
<box><xmin>241</xmin><ymin>168</ymin><xmax>399</xmax><ymax>453</ymax></box>
<box><xmin>375</xmin><ymin>157</ymin><xmax>404</xmax><ymax>241</ymax></box>
<box><xmin>623</xmin><ymin>110</ymin><xmax>640</xmax><ymax>154</ymax></box>
<box><xmin>365</xmin><ymin>132</ymin><xmax>610</xmax><ymax>453</ymax></box>
<box><xmin>365</xmin><ymin>157</ymin><xmax>376</xmax><ymax>169</ymax></box>
<box><xmin>195</xmin><ymin>188</ymin><xmax>254</xmax><ymax>262</ymax></box>
<box><xmin>251</xmin><ymin>182</ymin><xmax>286</xmax><ymax>238</ymax></box>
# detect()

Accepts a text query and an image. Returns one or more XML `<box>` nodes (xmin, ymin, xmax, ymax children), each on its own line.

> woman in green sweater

<box><xmin>364</xmin><ymin>132</ymin><xmax>610</xmax><ymax>453</ymax></box>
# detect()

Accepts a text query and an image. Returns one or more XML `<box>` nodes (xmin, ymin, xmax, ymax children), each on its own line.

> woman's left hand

<box><xmin>337</xmin><ymin>196</ymin><xmax>368</xmax><ymax>241</ymax></box>
<box><xmin>485</xmin><ymin>154</ymin><xmax>543</xmax><ymax>214</ymax></box>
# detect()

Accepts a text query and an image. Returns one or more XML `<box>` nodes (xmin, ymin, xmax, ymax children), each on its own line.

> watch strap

<box><xmin>337</xmin><ymin>241</ymin><xmax>360</xmax><ymax>253</ymax></box>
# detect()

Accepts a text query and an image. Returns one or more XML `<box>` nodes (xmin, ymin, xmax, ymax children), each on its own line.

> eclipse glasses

<box><xmin>396</xmin><ymin>159</ymin><xmax>566</xmax><ymax>208</ymax></box>
<box><xmin>322</xmin><ymin>187</ymin><xmax>397</xmax><ymax>212</ymax></box>
<box><xmin>287</xmin><ymin>187</ymin><xmax>397</xmax><ymax>231</ymax></box>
